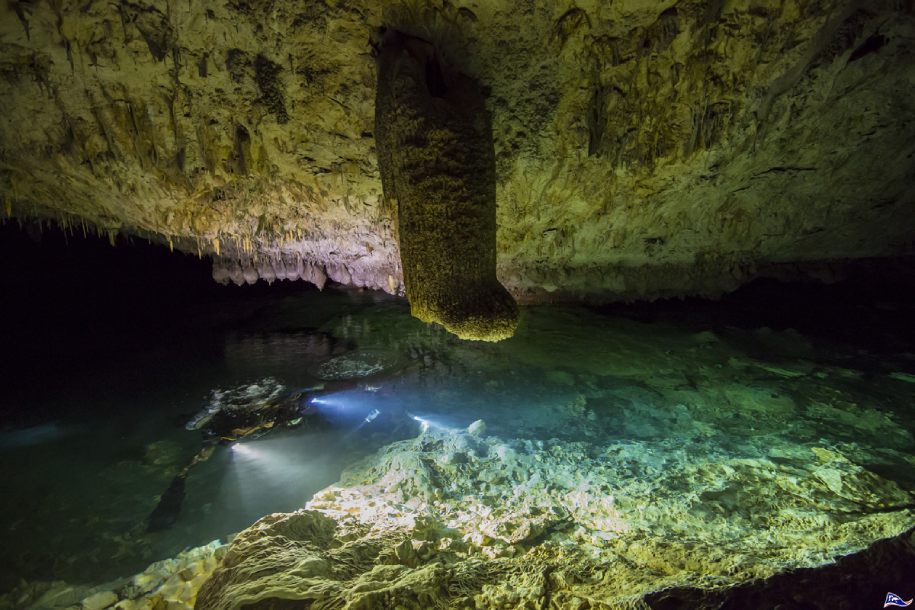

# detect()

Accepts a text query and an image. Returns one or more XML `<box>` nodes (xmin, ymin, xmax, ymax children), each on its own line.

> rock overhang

<box><xmin>1</xmin><ymin>0</ymin><xmax>913</xmax><ymax>310</ymax></box>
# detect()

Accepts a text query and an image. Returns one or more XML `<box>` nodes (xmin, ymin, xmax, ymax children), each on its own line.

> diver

<box><xmin>145</xmin><ymin>376</ymin><xmax>383</xmax><ymax>532</ymax></box>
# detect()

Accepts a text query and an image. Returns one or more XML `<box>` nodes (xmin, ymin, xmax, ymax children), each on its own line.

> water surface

<box><xmin>2</xmin><ymin>283</ymin><xmax>914</xmax><ymax>597</ymax></box>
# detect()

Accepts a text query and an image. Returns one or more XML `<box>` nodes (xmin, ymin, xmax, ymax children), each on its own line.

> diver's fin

<box><xmin>145</xmin><ymin>446</ymin><xmax>215</xmax><ymax>532</ymax></box>
<box><xmin>146</xmin><ymin>471</ymin><xmax>186</xmax><ymax>532</ymax></box>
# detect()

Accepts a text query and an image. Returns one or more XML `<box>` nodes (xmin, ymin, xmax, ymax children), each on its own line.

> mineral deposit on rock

<box><xmin>194</xmin><ymin>424</ymin><xmax>914</xmax><ymax>609</ymax></box>
<box><xmin>2</xmin><ymin>1</ymin><xmax>913</xmax><ymax>303</ymax></box>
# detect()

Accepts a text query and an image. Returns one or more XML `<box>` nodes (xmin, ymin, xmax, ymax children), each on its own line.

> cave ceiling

<box><xmin>1</xmin><ymin>0</ymin><xmax>913</xmax><ymax>301</ymax></box>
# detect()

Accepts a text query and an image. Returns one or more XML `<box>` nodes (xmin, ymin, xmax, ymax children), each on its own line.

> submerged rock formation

<box><xmin>374</xmin><ymin>29</ymin><xmax>518</xmax><ymax>340</ymax></box>
<box><xmin>1</xmin><ymin>0</ymin><xmax>914</xmax><ymax>303</ymax></box>
<box><xmin>194</xmin><ymin>424</ymin><xmax>914</xmax><ymax>609</ymax></box>
<box><xmin>0</xmin><ymin>540</ymin><xmax>227</xmax><ymax>610</ymax></box>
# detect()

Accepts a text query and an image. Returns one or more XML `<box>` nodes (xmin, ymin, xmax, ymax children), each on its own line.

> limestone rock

<box><xmin>466</xmin><ymin>419</ymin><xmax>486</xmax><ymax>437</ymax></box>
<box><xmin>81</xmin><ymin>591</ymin><xmax>117</xmax><ymax>610</ymax></box>
<box><xmin>374</xmin><ymin>29</ymin><xmax>519</xmax><ymax>340</ymax></box>
<box><xmin>1</xmin><ymin>1</ymin><xmax>913</xmax><ymax>303</ymax></box>
<box><xmin>193</xmin><ymin>426</ymin><xmax>914</xmax><ymax>608</ymax></box>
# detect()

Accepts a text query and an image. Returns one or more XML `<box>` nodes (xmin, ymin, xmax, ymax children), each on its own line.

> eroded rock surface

<box><xmin>375</xmin><ymin>29</ymin><xmax>518</xmax><ymax>340</ymax></box>
<box><xmin>0</xmin><ymin>540</ymin><xmax>227</xmax><ymax>610</ymax></box>
<box><xmin>194</xmin><ymin>425</ymin><xmax>914</xmax><ymax>609</ymax></box>
<box><xmin>1</xmin><ymin>1</ymin><xmax>914</xmax><ymax>301</ymax></box>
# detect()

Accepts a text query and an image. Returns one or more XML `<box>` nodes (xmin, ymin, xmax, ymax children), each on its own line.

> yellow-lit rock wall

<box><xmin>1</xmin><ymin>0</ymin><xmax>913</xmax><ymax>300</ymax></box>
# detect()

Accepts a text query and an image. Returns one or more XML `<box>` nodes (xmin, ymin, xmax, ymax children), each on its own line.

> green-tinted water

<box><xmin>2</xmin><ymin>286</ymin><xmax>913</xmax><ymax>607</ymax></box>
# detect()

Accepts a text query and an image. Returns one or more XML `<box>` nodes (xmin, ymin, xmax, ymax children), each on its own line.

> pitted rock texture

<box><xmin>375</xmin><ymin>30</ymin><xmax>519</xmax><ymax>340</ymax></box>
<box><xmin>193</xmin><ymin>426</ymin><xmax>915</xmax><ymax>609</ymax></box>
<box><xmin>1</xmin><ymin>1</ymin><xmax>914</xmax><ymax>300</ymax></box>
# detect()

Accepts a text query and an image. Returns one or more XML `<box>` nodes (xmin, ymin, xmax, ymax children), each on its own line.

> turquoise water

<box><xmin>2</xmin><ymin>285</ymin><xmax>914</xmax><ymax>602</ymax></box>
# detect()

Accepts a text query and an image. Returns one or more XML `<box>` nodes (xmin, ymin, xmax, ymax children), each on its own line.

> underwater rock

<box><xmin>889</xmin><ymin>371</ymin><xmax>915</xmax><ymax>384</ymax></box>
<box><xmin>80</xmin><ymin>590</ymin><xmax>117</xmax><ymax>610</ymax></box>
<box><xmin>466</xmin><ymin>419</ymin><xmax>486</xmax><ymax>437</ymax></box>
<box><xmin>142</xmin><ymin>440</ymin><xmax>185</xmax><ymax>468</ymax></box>
<box><xmin>194</xmin><ymin>425</ymin><xmax>915</xmax><ymax>608</ymax></box>
<box><xmin>374</xmin><ymin>29</ymin><xmax>519</xmax><ymax>341</ymax></box>
<box><xmin>314</xmin><ymin>351</ymin><xmax>399</xmax><ymax>381</ymax></box>
<box><xmin>2</xmin><ymin>581</ymin><xmax>91</xmax><ymax>610</ymax></box>
<box><xmin>0</xmin><ymin>540</ymin><xmax>227</xmax><ymax>610</ymax></box>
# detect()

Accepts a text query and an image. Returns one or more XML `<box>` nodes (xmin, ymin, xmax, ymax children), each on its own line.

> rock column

<box><xmin>374</xmin><ymin>29</ymin><xmax>518</xmax><ymax>341</ymax></box>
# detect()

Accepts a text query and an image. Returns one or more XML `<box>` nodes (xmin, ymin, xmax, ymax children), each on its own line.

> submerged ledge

<box><xmin>12</xmin><ymin>420</ymin><xmax>912</xmax><ymax>610</ymax></box>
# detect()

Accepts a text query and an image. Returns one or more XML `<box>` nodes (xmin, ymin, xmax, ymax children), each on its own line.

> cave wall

<box><xmin>1</xmin><ymin>0</ymin><xmax>914</xmax><ymax>301</ymax></box>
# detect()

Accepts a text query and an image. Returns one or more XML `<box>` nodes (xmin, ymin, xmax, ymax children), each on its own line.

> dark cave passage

<box><xmin>0</xmin><ymin>222</ymin><xmax>317</xmax><ymax>424</ymax></box>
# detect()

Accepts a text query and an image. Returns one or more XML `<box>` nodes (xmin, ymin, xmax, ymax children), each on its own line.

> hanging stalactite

<box><xmin>373</xmin><ymin>28</ymin><xmax>519</xmax><ymax>341</ymax></box>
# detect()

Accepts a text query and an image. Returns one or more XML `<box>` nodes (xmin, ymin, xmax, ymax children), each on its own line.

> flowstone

<box><xmin>194</xmin><ymin>423</ymin><xmax>914</xmax><ymax>609</ymax></box>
